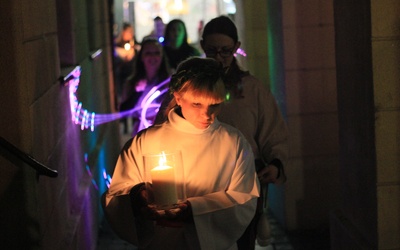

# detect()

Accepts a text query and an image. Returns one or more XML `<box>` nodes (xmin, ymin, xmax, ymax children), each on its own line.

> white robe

<box><xmin>104</xmin><ymin>109</ymin><xmax>260</xmax><ymax>250</ymax></box>
<box><xmin>218</xmin><ymin>75</ymin><xmax>288</xmax><ymax>184</ymax></box>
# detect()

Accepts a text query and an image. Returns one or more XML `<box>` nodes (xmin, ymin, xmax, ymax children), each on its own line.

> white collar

<box><xmin>167</xmin><ymin>108</ymin><xmax>220</xmax><ymax>134</ymax></box>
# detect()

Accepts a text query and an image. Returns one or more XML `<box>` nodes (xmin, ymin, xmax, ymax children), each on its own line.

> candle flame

<box><xmin>124</xmin><ymin>43</ymin><xmax>131</xmax><ymax>51</ymax></box>
<box><xmin>151</xmin><ymin>151</ymin><xmax>173</xmax><ymax>171</ymax></box>
<box><xmin>159</xmin><ymin>151</ymin><xmax>167</xmax><ymax>166</ymax></box>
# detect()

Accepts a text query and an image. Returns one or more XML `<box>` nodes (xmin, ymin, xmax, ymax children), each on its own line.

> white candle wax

<box><xmin>150</xmin><ymin>165</ymin><xmax>178</xmax><ymax>207</ymax></box>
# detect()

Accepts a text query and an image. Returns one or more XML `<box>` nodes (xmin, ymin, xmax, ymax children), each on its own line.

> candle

<box><xmin>150</xmin><ymin>164</ymin><xmax>178</xmax><ymax>207</ymax></box>
<box><xmin>124</xmin><ymin>42</ymin><xmax>131</xmax><ymax>51</ymax></box>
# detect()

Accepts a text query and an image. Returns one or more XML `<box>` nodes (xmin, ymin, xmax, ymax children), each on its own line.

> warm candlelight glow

<box><xmin>124</xmin><ymin>42</ymin><xmax>131</xmax><ymax>51</ymax></box>
<box><xmin>150</xmin><ymin>152</ymin><xmax>178</xmax><ymax>207</ymax></box>
<box><xmin>166</xmin><ymin>0</ymin><xmax>189</xmax><ymax>15</ymax></box>
<box><xmin>152</xmin><ymin>165</ymin><xmax>172</xmax><ymax>171</ymax></box>
<box><xmin>144</xmin><ymin>151</ymin><xmax>185</xmax><ymax>209</ymax></box>
<box><xmin>159</xmin><ymin>151</ymin><xmax>167</xmax><ymax>166</ymax></box>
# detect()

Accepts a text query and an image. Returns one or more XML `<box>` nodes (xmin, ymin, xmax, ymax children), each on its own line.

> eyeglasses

<box><xmin>204</xmin><ymin>47</ymin><xmax>235</xmax><ymax>58</ymax></box>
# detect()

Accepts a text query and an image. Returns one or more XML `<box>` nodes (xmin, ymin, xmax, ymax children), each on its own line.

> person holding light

<box><xmin>155</xmin><ymin>16</ymin><xmax>289</xmax><ymax>249</ymax></box>
<box><xmin>103</xmin><ymin>57</ymin><xmax>260</xmax><ymax>250</ymax></box>
<box><xmin>114</xmin><ymin>22</ymin><xmax>140</xmax><ymax>109</ymax></box>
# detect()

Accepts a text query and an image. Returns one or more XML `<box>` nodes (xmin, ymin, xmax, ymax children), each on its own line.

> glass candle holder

<box><xmin>143</xmin><ymin>151</ymin><xmax>185</xmax><ymax>210</ymax></box>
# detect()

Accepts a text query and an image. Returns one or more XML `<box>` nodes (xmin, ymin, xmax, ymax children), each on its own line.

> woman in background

<box><xmin>120</xmin><ymin>37</ymin><xmax>171</xmax><ymax>135</ymax></box>
<box><xmin>114</xmin><ymin>22</ymin><xmax>139</xmax><ymax>108</ymax></box>
<box><xmin>163</xmin><ymin>19</ymin><xmax>201</xmax><ymax>70</ymax></box>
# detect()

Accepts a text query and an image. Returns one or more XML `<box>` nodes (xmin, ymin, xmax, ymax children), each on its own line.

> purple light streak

<box><xmin>65</xmin><ymin>66</ymin><xmax>170</xmax><ymax>132</ymax></box>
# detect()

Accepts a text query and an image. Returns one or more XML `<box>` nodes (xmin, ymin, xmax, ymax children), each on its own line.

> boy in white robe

<box><xmin>103</xmin><ymin>57</ymin><xmax>260</xmax><ymax>250</ymax></box>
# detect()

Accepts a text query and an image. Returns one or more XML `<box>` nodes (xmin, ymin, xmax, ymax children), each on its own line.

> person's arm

<box><xmin>255</xmin><ymin>80</ymin><xmax>289</xmax><ymax>185</ymax></box>
<box><xmin>103</xmin><ymin>137</ymin><xmax>155</xmax><ymax>247</ymax></box>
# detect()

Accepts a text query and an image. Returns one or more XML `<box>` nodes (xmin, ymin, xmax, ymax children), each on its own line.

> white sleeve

<box><xmin>188</xmin><ymin>136</ymin><xmax>259</xmax><ymax>250</ymax></box>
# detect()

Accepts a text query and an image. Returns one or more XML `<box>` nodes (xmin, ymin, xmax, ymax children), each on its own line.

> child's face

<box><xmin>174</xmin><ymin>90</ymin><xmax>223</xmax><ymax>129</ymax></box>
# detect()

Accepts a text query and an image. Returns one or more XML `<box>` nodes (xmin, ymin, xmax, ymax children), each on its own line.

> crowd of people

<box><xmin>107</xmin><ymin>15</ymin><xmax>288</xmax><ymax>250</ymax></box>
<box><xmin>113</xmin><ymin>18</ymin><xmax>200</xmax><ymax>135</ymax></box>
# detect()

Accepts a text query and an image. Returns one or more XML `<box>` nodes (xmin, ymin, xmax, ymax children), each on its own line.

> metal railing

<box><xmin>0</xmin><ymin>136</ymin><xmax>58</xmax><ymax>178</ymax></box>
